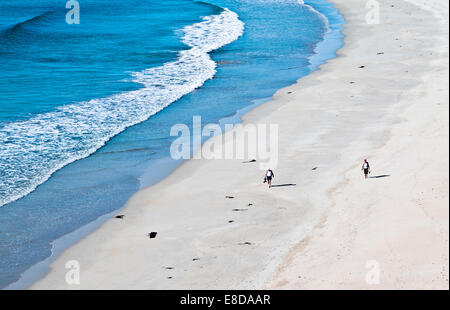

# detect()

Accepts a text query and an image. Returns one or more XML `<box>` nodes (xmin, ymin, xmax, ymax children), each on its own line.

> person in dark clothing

<box><xmin>264</xmin><ymin>169</ymin><xmax>275</xmax><ymax>188</ymax></box>
<box><xmin>362</xmin><ymin>159</ymin><xmax>371</xmax><ymax>179</ymax></box>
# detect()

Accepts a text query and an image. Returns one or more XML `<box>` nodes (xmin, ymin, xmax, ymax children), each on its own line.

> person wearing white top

<box><xmin>361</xmin><ymin>159</ymin><xmax>371</xmax><ymax>179</ymax></box>
<box><xmin>264</xmin><ymin>169</ymin><xmax>275</xmax><ymax>188</ymax></box>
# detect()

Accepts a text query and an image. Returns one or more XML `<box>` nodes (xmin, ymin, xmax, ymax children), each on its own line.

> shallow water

<box><xmin>0</xmin><ymin>0</ymin><xmax>343</xmax><ymax>288</ymax></box>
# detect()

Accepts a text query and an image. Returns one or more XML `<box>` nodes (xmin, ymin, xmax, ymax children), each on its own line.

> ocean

<box><xmin>0</xmin><ymin>0</ymin><xmax>343</xmax><ymax>288</ymax></box>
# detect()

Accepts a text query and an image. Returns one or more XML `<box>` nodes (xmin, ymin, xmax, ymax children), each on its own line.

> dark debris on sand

<box><xmin>238</xmin><ymin>242</ymin><xmax>252</xmax><ymax>246</ymax></box>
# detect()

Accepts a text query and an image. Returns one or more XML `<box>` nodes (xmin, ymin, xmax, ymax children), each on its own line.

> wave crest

<box><xmin>0</xmin><ymin>8</ymin><xmax>244</xmax><ymax>207</ymax></box>
<box><xmin>0</xmin><ymin>11</ymin><xmax>53</xmax><ymax>36</ymax></box>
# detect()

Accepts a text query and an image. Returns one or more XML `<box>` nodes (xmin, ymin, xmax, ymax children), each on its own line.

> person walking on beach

<box><xmin>264</xmin><ymin>168</ymin><xmax>275</xmax><ymax>188</ymax></box>
<box><xmin>362</xmin><ymin>159</ymin><xmax>371</xmax><ymax>179</ymax></box>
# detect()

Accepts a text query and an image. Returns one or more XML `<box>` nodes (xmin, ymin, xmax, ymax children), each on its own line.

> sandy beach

<box><xmin>31</xmin><ymin>0</ymin><xmax>448</xmax><ymax>290</ymax></box>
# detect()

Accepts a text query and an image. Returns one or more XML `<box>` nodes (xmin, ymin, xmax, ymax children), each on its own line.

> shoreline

<box><xmin>4</xmin><ymin>97</ymin><xmax>273</xmax><ymax>290</ymax></box>
<box><xmin>28</xmin><ymin>0</ymin><xmax>449</xmax><ymax>289</ymax></box>
<box><xmin>5</xmin><ymin>0</ymin><xmax>344</xmax><ymax>290</ymax></box>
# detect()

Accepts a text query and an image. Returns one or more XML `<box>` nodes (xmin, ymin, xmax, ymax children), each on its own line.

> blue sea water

<box><xmin>0</xmin><ymin>0</ymin><xmax>343</xmax><ymax>288</ymax></box>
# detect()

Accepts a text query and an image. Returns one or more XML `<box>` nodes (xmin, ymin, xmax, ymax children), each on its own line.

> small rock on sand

<box><xmin>238</xmin><ymin>242</ymin><xmax>252</xmax><ymax>245</ymax></box>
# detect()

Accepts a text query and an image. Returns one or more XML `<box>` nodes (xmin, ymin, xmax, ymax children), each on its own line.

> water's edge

<box><xmin>5</xmin><ymin>0</ymin><xmax>344</xmax><ymax>290</ymax></box>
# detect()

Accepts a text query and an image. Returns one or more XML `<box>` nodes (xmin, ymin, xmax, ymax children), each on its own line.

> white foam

<box><xmin>0</xmin><ymin>8</ymin><xmax>244</xmax><ymax>207</ymax></box>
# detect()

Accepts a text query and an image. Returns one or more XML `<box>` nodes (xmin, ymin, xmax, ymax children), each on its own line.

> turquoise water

<box><xmin>0</xmin><ymin>0</ymin><xmax>343</xmax><ymax>288</ymax></box>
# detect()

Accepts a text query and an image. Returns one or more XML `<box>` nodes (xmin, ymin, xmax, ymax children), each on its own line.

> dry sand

<box><xmin>31</xmin><ymin>0</ymin><xmax>448</xmax><ymax>289</ymax></box>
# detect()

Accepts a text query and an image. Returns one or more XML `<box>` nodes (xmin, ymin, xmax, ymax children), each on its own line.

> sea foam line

<box><xmin>0</xmin><ymin>8</ymin><xmax>244</xmax><ymax>207</ymax></box>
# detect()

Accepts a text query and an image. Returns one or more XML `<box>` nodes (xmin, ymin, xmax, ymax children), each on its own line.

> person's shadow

<box><xmin>369</xmin><ymin>174</ymin><xmax>391</xmax><ymax>179</ymax></box>
<box><xmin>270</xmin><ymin>183</ymin><xmax>296</xmax><ymax>188</ymax></box>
